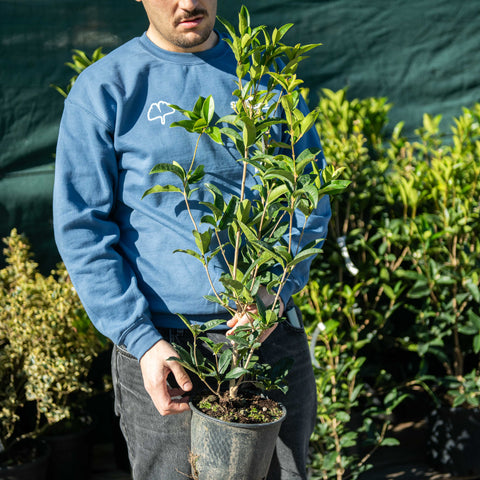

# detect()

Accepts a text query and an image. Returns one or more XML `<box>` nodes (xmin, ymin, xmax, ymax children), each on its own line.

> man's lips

<box><xmin>178</xmin><ymin>15</ymin><xmax>204</xmax><ymax>28</ymax></box>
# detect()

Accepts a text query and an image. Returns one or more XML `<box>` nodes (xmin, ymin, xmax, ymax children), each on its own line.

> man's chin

<box><xmin>173</xmin><ymin>30</ymin><xmax>213</xmax><ymax>50</ymax></box>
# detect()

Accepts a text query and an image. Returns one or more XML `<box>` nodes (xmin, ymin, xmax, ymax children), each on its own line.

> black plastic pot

<box><xmin>0</xmin><ymin>438</ymin><xmax>50</xmax><ymax>480</ymax></box>
<box><xmin>44</xmin><ymin>419</ymin><xmax>95</xmax><ymax>480</ymax></box>
<box><xmin>190</xmin><ymin>402</ymin><xmax>286</xmax><ymax>480</ymax></box>
<box><xmin>427</xmin><ymin>407</ymin><xmax>480</xmax><ymax>476</ymax></box>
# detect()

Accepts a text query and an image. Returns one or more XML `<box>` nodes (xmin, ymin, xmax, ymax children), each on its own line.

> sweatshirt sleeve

<box><xmin>277</xmin><ymin>96</ymin><xmax>332</xmax><ymax>308</ymax></box>
<box><xmin>53</xmin><ymin>96</ymin><xmax>163</xmax><ymax>360</ymax></box>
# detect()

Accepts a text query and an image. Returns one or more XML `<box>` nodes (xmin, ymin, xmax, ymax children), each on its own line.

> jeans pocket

<box><xmin>283</xmin><ymin>305</ymin><xmax>305</xmax><ymax>333</ymax></box>
<box><xmin>116</xmin><ymin>343</ymin><xmax>137</xmax><ymax>360</ymax></box>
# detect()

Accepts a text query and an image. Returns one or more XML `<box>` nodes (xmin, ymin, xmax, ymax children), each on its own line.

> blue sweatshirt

<box><xmin>53</xmin><ymin>32</ymin><xmax>331</xmax><ymax>360</ymax></box>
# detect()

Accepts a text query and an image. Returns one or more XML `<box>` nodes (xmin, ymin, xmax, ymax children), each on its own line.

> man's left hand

<box><xmin>226</xmin><ymin>286</ymin><xmax>284</xmax><ymax>343</ymax></box>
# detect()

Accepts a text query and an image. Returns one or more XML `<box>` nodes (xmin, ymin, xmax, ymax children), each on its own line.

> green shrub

<box><xmin>0</xmin><ymin>229</ymin><xmax>109</xmax><ymax>449</ymax></box>
<box><xmin>304</xmin><ymin>89</ymin><xmax>480</xmax><ymax>478</ymax></box>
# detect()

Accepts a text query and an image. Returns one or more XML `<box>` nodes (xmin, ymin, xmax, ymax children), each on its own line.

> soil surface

<box><xmin>192</xmin><ymin>392</ymin><xmax>284</xmax><ymax>424</ymax></box>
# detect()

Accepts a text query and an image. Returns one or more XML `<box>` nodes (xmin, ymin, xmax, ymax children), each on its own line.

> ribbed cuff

<box><xmin>120</xmin><ymin>316</ymin><xmax>164</xmax><ymax>360</ymax></box>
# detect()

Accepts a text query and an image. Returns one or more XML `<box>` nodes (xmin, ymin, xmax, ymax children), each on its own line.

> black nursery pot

<box><xmin>0</xmin><ymin>438</ymin><xmax>51</xmax><ymax>480</ymax></box>
<box><xmin>190</xmin><ymin>401</ymin><xmax>286</xmax><ymax>480</ymax></box>
<box><xmin>428</xmin><ymin>407</ymin><xmax>480</xmax><ymax>476</ymax></box>
<box><xmin>44</xmin><ymin>418</ymin><xmax>95</xmax><ymax>480</ymax></box>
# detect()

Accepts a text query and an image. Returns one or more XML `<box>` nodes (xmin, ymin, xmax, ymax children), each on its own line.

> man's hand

<box><xmin>139</xmin><ymin>339</ymin><xmax>193</xmax><ymax>416</ymax></box>
<box><xmin>226</xmin><ymin>286</ymin><xmax>284</xmax><ymax>343</ymax></box>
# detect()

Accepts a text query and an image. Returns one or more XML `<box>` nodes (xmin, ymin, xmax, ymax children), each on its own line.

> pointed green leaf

<box><xmin>264</xmin><ymin>169</ymin><xmax>295</xmax><ymax>185</ymax></box>
<box><xmin>200</xmin><ymin>319</ymin><xmax>227</xmax><ymax>332</ymax></box>
<box><xmin>206</xmin><ymin>126</ymin><xmax>223</xmax><ymax>144</ymax></box>
<box><xmin>200</xmin><ymin>215</ymin><xmax>218</xmax><ymax>228</ymax></box>
<box><xmin>203</xmin><ymin>294</ymin><xmax>226</xmax><ymax>306</ymax></box>
<box><xmin>172</xmin><ymin>248</ymin><xmax>204</xmax><ymax>262</ymax></box>
<box><xmin>175</xmin><ymin>314</ymin><xmax>196</xmax><ymax>336</ymax></box>
<box><xmin>242</xmin><ymin>117</ymin><xmax>257</xmax><ymax>148</ymax></box>
<box><xmin>268</xmin><ymin>184</ymin><xmax>289</xmax><ymax>203</ymax></box>
<box><xmin>220</xmin><ymin>277</ymin><xmax>245</xmax><ymax>293</ymax></box>
<box><xmin>188</xmin><ymin>164</ymin><xmax>205</xmax><ymax>184</ymax></box>
<box><xmin>149</xmin><ymin>162</ymin><xmax>186</xmax><ymax>180</ymax></box>
<box><xmin>202</xmin><ymin>95</ymin><xmax>215</xmax><ymax>124</ymax></box>
<box><xmin>218</xmin><ymin>349</ymin><xmax>233</xmax><ymax>374</ymax></box>
<box><xmin>288</xmin><ymin>247</ymin><xmax>322</xmax><ymax>267</ymax></box>
<box><xmin>224</xmin><ymin>367</ymin><xmax>250</xmax><ymax>380</ymax></box>
<box><xmin>193</xmin><ymin>96</ymin><xmax>205</xmax><ymax>116</ymax></box>
<box><xmin>193</xmin><ymin>229</ymin><xmax>212</xmax><ymax>255</ymax></box>
<box><xmin>142</xmin><ymin>184</ymin><xmax>182</xmax><ymax>198</ymax></box>
<box><xmin>170</xmin><ymin>119</ymin><xmax>196</xmax><ymax>131</ymax></box>
<box><xmin>218</xmin><ymin>196</ymin><xmax>238</xmax><ymax>230</ymax></box>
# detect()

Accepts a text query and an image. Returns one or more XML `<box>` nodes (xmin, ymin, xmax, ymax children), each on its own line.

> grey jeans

<box><xmin>112</xmin><ymin>311</ymin><xmax>317</xmax><ymax>480</ymax></box>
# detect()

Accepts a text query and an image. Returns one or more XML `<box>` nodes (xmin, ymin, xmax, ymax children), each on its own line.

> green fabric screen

<box><xmin>1</xmin><ymin>0</ymin><xmax>479</xmax><ymax>269</ymax></box>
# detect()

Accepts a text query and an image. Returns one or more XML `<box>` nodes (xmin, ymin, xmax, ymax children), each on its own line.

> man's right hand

<box><xmin>139</xmin><ymin>339</ymin><xmax>193</xmax><ymax>416</ymax></box>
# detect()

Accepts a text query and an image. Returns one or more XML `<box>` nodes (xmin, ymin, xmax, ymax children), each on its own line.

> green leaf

<box><xmin>217</xmin><ymin>16</ymin><xmax>237</xmax><ymax>42</ymax></box>
<box><xmin>474</xmin><ymin>334</ymin><xmax>480</xmax><ymax>354</ymax></box>
<box><xmin>172</xmin><ymin>248</ymin><xmax>203</xmax><ymax>262</ymax></box>
<box><xmin>200</xmin><ymin>319</ymin><xmax>227</xmax><ymax>331</ymax></box>
<box><xmin>170</xmin><ymin>119</ymin><xmax>196</xmax><ymax>131</ymax></box>
<box><xmin>175</xmin><ymin>314</ymin><xmax>196</xmax><ymax>336</ymax></box>
<box><xmin>236</xmin><ymin>199</ymin><xmax>252</xmax><ymax>224</ymax></box>
<box><xmin>335</xmin><ymin>411</ymin><xmax>350</xmax><ymax>423</ymax></box>
<box><xmin>319</xmin><ymin>179</ymin><xmax>351</xmax><ymax>196</ymax></box>
<box><xmin>193</xmin><ymin>229</ymin><xmax>212</xmax><ymax>255</ymax></box>
<box><xmin>407</xmin><ymin>281</ymin><xmax>431</xmax><ymax>299</ymax></box>
<box><xmin>238</xmin><ymin>5</ymin><xmax>250</xmax><ymax>35</ymax></box>
<box><xmin>243</xmin><ymin>250</ymin><xmax>276</xmax><ymax>279</ymax></box>
<box><xmin>242</xmin><ymin>117</ymin><xmax>257</xmax><ymax>148</ymax></box>
<box><xmin>264</xmin><ymin>169</ymin><xmax>295</xmax><ymax>185</ymax></box>
<box><xmin>468</xmin><ymin>310</ymin><xmax>480</xmax><ymax>330</ymax></box>
<box><xmin>188</xmin><ymin>164</ymin><xmax>205</xmax><ymax>184</ymax></box>
<box><xmin>238</xmin><ymin>220</ymin><xmax>259</xmax><ymax>246</ymax></box>
<box><xmin>296</xmin><ymin>147</ymin><xmax>321</xmax><ymax>169</ymax></box>
<box><xmin>218</xmin><ymin>349</ymin><xmax>233</xmax><ymax>374</ymax></box>
<box><xmin>206</xmin><ymin>126</ymin><xmax>223</xmax><ymax>144</ymax></box>
<box><xmin>169</xmin><ymin>102</ymin><xmax>198</xmax><ymax>120</ymax></box>
<box><xmin>193</xmin><ymin>96</ymin><xmax>205</xmax><ymax>117</ymax></box>
<box><xmin>203</xmin><ymin>294</ymin><xmax>226</xmax><ymax>307</ymax></box>
<box><xmin>299</xmin><ymin>110</ymin><xmax>319</xmax><ymax>138</ymax></box>
<box><xmin>224</xmin><ymin>367</ymin><xmax>250</xmax><ymax>380</ymax></box>
<box><xmin>200</xmin><ymin>215</ymin><xmax>218</xmax><ymax>228</ymax></box>
<box><xmin>218</xmin><ymin>196</ymin><xmax>238</xmax><ymax>230</ymax></box>
<box><xmin>220</xmin><ymin>277</ymin><xmax>245</xmax><ymax>293</ymax></box>
<box><xmin>381</xmin><ymin>438</ymin><xmax>400</xmax><ymax>447</ymax></box>
<box><xmin>288</xmin><ymin>247</ymin><xmax>322</xmax><ymax>268</ymax></box>
<box><xmin>149</xmin><ymin>162</ymin><xmax>186</xmax><ymax>181</ymax></box>
<box><xmin>268</xmin><ymin>185</ymin><xmax>289</xmax><ymax>203</ymax></box>
<box><xmin>194</xmin><ymin>118</ymin><xmax>208</xmax><ymax>130</ymax></box>
<box><xmin>272</xmin><ymin>23</ymin><xmax>293</xmax><ymax>44</ymax></box>
<box><xmin>202</xmin><ymin>95</ymin><xmax>215</xmax><ymax>124</ymax></box>
<box><xmin>142</xmin><ymin>185</ymin><xmax>182</xmax><ymax>198</ymax></box>
<box><xmin>205</xmin><ymin>183</ymin><xmax>226</xmax><ymax>212</ymax></box>
<box><xmin>467</xmin><ymin>279</ymin><xmax>480</xmax><ymax>303</ymax></box>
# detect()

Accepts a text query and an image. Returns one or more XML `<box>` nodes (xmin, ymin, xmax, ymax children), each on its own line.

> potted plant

<box><xmin>374</xmin><ymin>106</ymin><xmax>480</xmax><ymax>476</ymax></box>
<box><xmin>0</xmin><ymin>229</ymin><xmax>109</xmax><ymax>479</ymax></box>
<box><xmin>0</xmin><ymin>322</ymin><xmax>50</xmax><ymax>480</ymax></box>
<box><xmin>142</xmin><ymin>7</ymin><xmax>349</xmax><ymax>479</ymax></box>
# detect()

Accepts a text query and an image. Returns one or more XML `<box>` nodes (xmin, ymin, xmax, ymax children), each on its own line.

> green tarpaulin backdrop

<box><xmin>1</xmin><ymin>0</ymin><xmax>479</xmax><ymax>269</ymax></box>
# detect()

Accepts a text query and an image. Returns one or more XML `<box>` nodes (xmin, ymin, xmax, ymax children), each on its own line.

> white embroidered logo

<box><xmin>147</xmin><ymin>101</ymin><xmax>175</xmax><ymax>124</ymax></box>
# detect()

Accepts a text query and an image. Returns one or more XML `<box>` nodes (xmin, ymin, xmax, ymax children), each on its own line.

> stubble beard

<box><xmin>170</xmin><ymin>28</ymin><xmax>212</xmax><ymax>49</ymax></box>
<box><xmin>171</xmin><ymin>9</ymin><xmax>214</xmax><ymax>49</ymax></box>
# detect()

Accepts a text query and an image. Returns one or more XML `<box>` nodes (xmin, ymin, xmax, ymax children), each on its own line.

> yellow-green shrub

<box><xmin>0</xmin><ymin>229</ymin><xmax>108</xmax><ymax>448</ymax></box>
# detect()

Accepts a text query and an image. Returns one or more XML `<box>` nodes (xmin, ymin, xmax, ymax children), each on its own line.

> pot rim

<box><xmin>0</xmin><ymin>438</ymin><xmax>51</xmax><ymax>471</ymax></box>
<box><xmin>189</xmin><ymin>400</ymin><xmax>287</xmax><ymax>428</ymax></box>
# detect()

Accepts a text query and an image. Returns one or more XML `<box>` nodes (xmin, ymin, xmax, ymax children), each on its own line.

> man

<box><xmin>53</xmin><ymin>1</ymin><xmax>331</xmax><ymax>478</ymax></box>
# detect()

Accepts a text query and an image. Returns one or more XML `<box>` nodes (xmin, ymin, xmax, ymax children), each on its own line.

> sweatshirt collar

<box><xmin>139</xmin><ymin>30</ymin><xmax>229</xmax><ymax>64</ymax></box>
